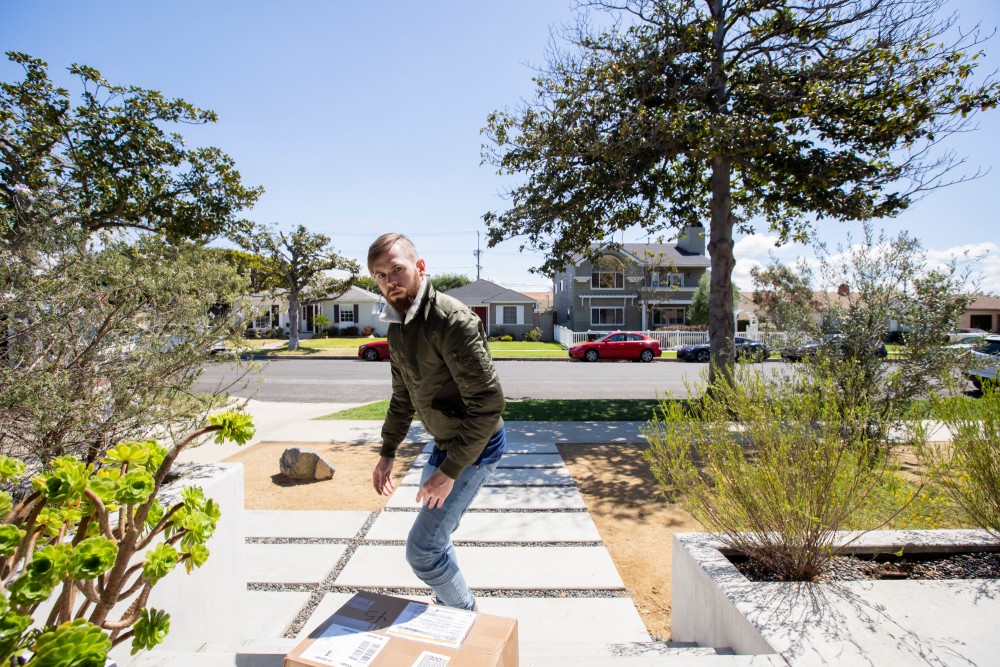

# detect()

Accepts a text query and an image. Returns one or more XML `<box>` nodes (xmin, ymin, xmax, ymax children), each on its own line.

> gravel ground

<box><xmin>734</xmin><ymin>551</ymin><xmax>1000</xmax><ymax>582</ymax></box>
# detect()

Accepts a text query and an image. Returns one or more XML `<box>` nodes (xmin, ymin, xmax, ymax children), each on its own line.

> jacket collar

<box><xmin>379</xmin><ymin>276</ymin><xmax>430</xmax><ymax>325</ymax></box>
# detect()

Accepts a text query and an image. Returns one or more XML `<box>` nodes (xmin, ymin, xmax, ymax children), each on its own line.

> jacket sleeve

<box><xmin>380</xmin><ymin>355</ymin><xmax>416</xmax><ymax>458</ymax></box>
<box><xmin>437</xmin><ymin>312</ymin><xmax>505</xmax><ymax>479</ymax></box>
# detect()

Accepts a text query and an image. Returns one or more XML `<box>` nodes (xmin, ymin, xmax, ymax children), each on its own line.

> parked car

<box><xmin>968</xmin><ymin>366</ymin><xmax>998</xmax><ymax>391</ymax></box>
<box><xmin>948</xmin><ymin>328</ymin><xmax>989</xmax><ymax>343</ymax></box>
<box><xmin>781</xmin><ymin>334</ymin><xmax>887</xmax><ymax>362</ymax></box>
<box><xmin>969</xmin><ymin>335</ymin><xmax>1000</xmax><ymax>360</ymax></box>
<box><xmin>568</xmin><ymin>332</ymin><xmax>662</xmax><ymax>362</ymax></box>
<box><xmin>676</xmin><ymin>337</ymin><xmax>769</xmax><ymax>363</ymax></box>
<box><xmin>358</xmin><ymin>340</ymin><xmax>390</xmax><ymax>361</ymax></box>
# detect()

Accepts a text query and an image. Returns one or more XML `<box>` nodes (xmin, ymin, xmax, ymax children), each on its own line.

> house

<box><xmin>443</xmin><ymin>279</ymin><xmax>541</xmax><ymax>339</ymax></box>
<box><xmin>552</xmin><ymin>225</ymin><xmax>711</xmax><ymax>332</ymax></box>
<box><xmin>958</xmin><ymin>294</ymin><xmax>1000</xmax><ymax>333</ymax></box>
<box><xmin>248</xmin><ymin>285</ymin><xmax>388</xmax><ymax>337</ymax></box>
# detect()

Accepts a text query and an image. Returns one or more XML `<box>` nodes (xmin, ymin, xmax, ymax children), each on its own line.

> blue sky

<box><xmin>3</xmin><ymin>0</ymin><xmax>998</xmax><ymax>293</ymax></box>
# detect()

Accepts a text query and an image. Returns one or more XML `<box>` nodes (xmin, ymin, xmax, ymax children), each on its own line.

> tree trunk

<box><xmin>288</xmin><ymin>288</ymin><xmax>300</xmax><ymax>351</ymax></box>
<box><xmin>707</xmin><ymin>154</ymin><xmax>736</xmax><ymax>386</ymax></box>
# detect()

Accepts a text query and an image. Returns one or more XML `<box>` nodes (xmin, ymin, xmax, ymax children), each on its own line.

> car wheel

<box><xmin>695</xmin><ymin>349</ymin><xmax>710</xmax><ymax>363</ymax></box>
<box><xmin>640</xmin><ymin>349</ymin><xmax>654</xmax><ymax>363</ymax></box>
<box><xmin>584</xmin><ymin>349</ymin><xmax>599</xmax><ymax>362</ymax></box>
<box><xmin>364</xmin><ymin>348</ymin><xmax>380</xmax><ymax>361</ymax></box>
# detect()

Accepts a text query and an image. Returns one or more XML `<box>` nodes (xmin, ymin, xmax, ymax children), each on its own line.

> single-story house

<box><xmin>248</xmin><ymin>285</ymin><xmax>388</xmax><ymax>337</ymax></box>
<box><xmin>443</xmin><ymin>279</ymin><xmax>541</xmax><ymax>339</ymax></box>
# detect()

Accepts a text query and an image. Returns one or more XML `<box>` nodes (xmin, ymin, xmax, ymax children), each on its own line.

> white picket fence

<box><xmin>553</xmin><ymin>325</ymin><xmax>788</xmax><ymax>350</ymax></box>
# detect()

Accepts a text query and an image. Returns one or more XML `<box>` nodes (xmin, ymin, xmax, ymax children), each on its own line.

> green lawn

<box><xmin>317</xmin><ymin>398</ymin><xmax>668</xmax><ymax>421</ymax></box>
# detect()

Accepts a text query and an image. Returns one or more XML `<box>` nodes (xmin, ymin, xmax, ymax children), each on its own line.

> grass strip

<box><xmin>317</xmin><ymin>398</ymin><xmax>666</xmax><ymax>421</ymax></box>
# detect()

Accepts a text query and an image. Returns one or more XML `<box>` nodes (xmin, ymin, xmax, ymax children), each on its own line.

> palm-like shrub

<box><xmin>0</xmin><ymin>411</ymin><xmax>253</xmax><ymax>663</ymax></box>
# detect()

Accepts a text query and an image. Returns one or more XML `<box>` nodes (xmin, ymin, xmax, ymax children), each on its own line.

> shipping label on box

<box><xmin>285</xmin><ymin>591</ymin><xmax>518</xmax><ymax>667</ymax></box>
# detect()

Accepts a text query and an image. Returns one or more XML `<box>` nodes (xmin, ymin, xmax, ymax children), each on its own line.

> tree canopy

<box><xmin>1</xmin><ymin>52</ymin><xmax>261</xmax><ymax>245</ymax></box>
<box><xmin>237</xmin><ymin>223</ymin><xmax>359</xmax><ymax>350</ymax></box>
<box><xmin>482</xmin><ymin>0</ymin><xmax>1000</xmax><ymax>381</ymax></box>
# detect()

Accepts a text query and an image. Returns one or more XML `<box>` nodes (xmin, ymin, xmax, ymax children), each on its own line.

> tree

<box><xmin>688</xmin><ymin>274</ymin><xmax>710</xmax><ymax>326</ymax></box>
<box><xmin>352</xmin><ymin>275</ymin><xmax>381</xmax><ymax>294</ymax></box>
<box><xmin>1</xmin><ymin>53</ymin><xmax>261</xmax><ymax>245</ymax></box>
<box><xmin>482</xmin><ymin>0</ymin><xmax>1000</xmax><ymax>383</ymax></box>
<box><xmin>750</xmin><ymin>259</ymin><xmax>822</xmax><ymax>344</ymax></box>
<box><xmin>624</xmin><ymin>246</ymin><xmax>679</xmax><ymax>330</ymax></box>
<box><xmin>431</xmin><ymin>273</ymin><xmax>472</xmax><ymax>293</ymax></box>
<box><xmin>238</xmin><ymin>224</ymin><xmax>359</xmax><ymax>350</ymax></box>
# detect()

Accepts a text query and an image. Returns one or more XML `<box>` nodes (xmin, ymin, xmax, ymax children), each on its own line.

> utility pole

<box><xmin>474</xmin><ymin>231</ymin><xmax>482</xmax><ymax>281</ymax></box>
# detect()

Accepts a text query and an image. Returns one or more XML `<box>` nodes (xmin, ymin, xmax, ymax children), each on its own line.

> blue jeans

<box><xmin>405</xmin><ymin>428</ymin><xmax>505</xmax><ymax>610</ymax></box>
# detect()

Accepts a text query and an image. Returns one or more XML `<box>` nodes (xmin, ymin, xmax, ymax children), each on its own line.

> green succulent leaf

<box><xmin>0</xmin><ymin>457</ymin><xmax>26</xmax><ymax>484</ymax></box>
<box><xmin>142</xmin><ymin>543</ymin><xmax>178</xmax><ymax>584</ymax></box>
<box><xmin>68</xmin><ymin>537</ymin><xmax>118</xmax><ymax>580</ymax></box>
<box><xmin>0</xmin><ymin>525</ymin><xmax>25</xmax><ymax>559</ymax></box>
<box><xmin>180</xmin><ymin>485</ymin><xmax>206</xmax><ymax>509</ymax></box>
<box><xmin>32</xmin><ymin>618</ymin><xmax>110</xmax><ymax>666</ymax></box>
<box><xmin>8</xmin><ymin>574</ymin><xmax>54</xmax><ymax>607</ymax></box>
<box><xmin>86</xmin><ymin>476</ymin><xmax>118</xmax><ymax>507</ymax></box>
<box><xmin>208</xmin><ymin>410</ymin><xmax>255</xmax><ymax>445</ymax></box>
<box><xmin>143</xmin><ymin>440</ymin><xmax>169</xmax><ymax>473</ymax></box>
<box><xmin>116</xmin><ymin>470</ymin><xmax>155</xmax><ymax>505</ymax></box>
<box><xmin>104</xmin><ymin>442</ymin><xmax>150</xmax><ymax>468</ymax></box>
<box><xmin>32</xmin><ymin>457</ymin><xmax>89</xmax><ymax>505</ymax></box>
<box><xmin>0</xmin><ymin>602</ymin><xmax>32</xmax><ymax>662</ymax></box>
<box><xmin>0</xmin><ymin>492</ymin><xmax>12</xmax><ymax>519</ymax></box>
<box><xmin>131</xmin><ymin>608</ymin><xmax>170</xmax><ymax>654</ymax></box>
<box><xmin>27</xmin><ymin>545</ymin><xmax>70</xmax><ymax>587</ymax></box>
<box><xmin>36</xmin><ymin>508</ymin><xmax>65</xmax><ymax>538</ymax></box>
<box><xmin>181</xmin><ymin>543</ymin><xmax>209</xmax><ymax>572</ymax></box>
<box><xmin>143</xmin><ymin>500</ymin><xmax>166</xmax><ymax>531</ymax></box>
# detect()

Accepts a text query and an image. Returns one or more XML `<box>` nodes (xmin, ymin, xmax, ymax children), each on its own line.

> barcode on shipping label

<box><xmin>411</xmin><ymin>651</ymin><xmax>450</xmax><ymax>667</ymax></box>
<box><xmin>347</xmin><ymin>638</ymin><xmax>382</xmax><ymax>665</ymax></box>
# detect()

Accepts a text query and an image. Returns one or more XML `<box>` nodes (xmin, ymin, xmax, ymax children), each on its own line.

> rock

<box><xmin>279</xmin><ymin>447</ymin><xmax>335</xmax><ymax>481</ymax></box>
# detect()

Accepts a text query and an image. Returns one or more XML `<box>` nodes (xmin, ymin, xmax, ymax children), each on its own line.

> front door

<box><xmin>473</xmin><ymin>307</ymin><xmax>488</xmax><ymax>331</ymax></box>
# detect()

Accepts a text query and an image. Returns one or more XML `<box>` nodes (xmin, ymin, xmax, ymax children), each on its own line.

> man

<box><xmin>369</xmin><ymin>233</ymin><xmax>506</xmax><ymax>612</ymax></box>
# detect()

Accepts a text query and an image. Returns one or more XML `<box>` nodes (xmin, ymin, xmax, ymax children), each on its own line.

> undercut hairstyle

<box><xmin>368</xmin><ymin>233</ymin><xmax>419</xmax><ymax>273</ymax></box>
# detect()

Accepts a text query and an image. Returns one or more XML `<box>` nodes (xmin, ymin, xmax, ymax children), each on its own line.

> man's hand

<box><xmin>415</xmin><ymin>470</ymin><xmax>455</xmax><ymax>510</ymax></box>
<box><xmin>373</xmin><ymin>456</ymin><xmax>395</xmax><ymax>496</ymax></box>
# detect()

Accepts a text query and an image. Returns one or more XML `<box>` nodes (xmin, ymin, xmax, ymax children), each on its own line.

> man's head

<box><xmin>368</xmin><ymin>233</ymin><xmax>426</xmax><ymax>314</ymax></box>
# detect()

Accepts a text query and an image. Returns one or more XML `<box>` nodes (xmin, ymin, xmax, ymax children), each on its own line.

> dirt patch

<box><xmin>224</xmin><ymin>441</ymin><xmax>422</xmax><ymax>510</ymax></box>
<box><xmin>227</xmin><ymin>439</ymin><xmax>696</xmax><ymax>639</ymax></box>
<box><xmin>558</xmin><ymin>443</ymin><xmax>702</xmax><ymax>640</ymax></box>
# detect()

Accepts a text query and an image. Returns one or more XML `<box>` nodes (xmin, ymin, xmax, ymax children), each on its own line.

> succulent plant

<box><xmin>130</xmin><ymin>608</ymin><xmax>170</xmax><ymax>655</ymax></box>
<box><xmin>32</xmin><ymin>618</ymin><xmax>111</xmax><ymax>666</ymax></box>
<box><xmin>142</xmin><ymin>543</ymin><xmax>178</xmax><ymax>584</ymax></box>
<box><xmin>68</xmin><ymin>537</ymin><xmax>118</xmax><ymax>581</ymax></box>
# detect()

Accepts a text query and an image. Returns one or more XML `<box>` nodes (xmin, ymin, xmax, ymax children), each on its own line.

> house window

<box><xmin>649</xmin><ymin>271</ymin><xmax>682</xmax><ymax>288</ymax></box>
<box><xmin>339</xmin><ymin>307</ymin><xmax>355</xmax><ymax>324</ymax></box>
<box><xmin>253</xmin><ymin>305</ymin><xmax>279</xmax><ymax>329</ymax></box>
<box><xmin>591</xmin><ymin>307</ymin><xmax>624</xmax><ymax>326</ymax></box>
<box><xmin>502</xmin><ymin>306</ymin><xmax>518</xmax><ymax>325</ymax></box>
<box><xmin>591</xmin><ymin>256</ymin><xmax>624</xmax><ymax>289</ymax></box>
<box><xmin>651</xmin><ymin>307</ymin><xmax>685</xmax><ymax>327</ymax></box>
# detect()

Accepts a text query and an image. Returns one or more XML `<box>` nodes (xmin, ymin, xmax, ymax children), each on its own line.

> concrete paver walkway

<box><xmin>128</xmin><ymin>401</ymin><xmax>752</xmax><ymax>665</ymax></box>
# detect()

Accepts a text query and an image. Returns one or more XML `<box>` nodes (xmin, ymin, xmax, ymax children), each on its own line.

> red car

<box><xmin>358</xmin><ymin>340</ymin><xmax>390</xmax><ymax>361</ymax></box>
<box><xmin>568</xmin><ymin>332</ymin><xmax>662</xmax><ymax>362</ymax></box>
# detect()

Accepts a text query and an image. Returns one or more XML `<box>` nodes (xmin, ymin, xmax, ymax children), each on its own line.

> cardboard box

<box><xmin>285</xmin><ymin>591</ymin><xmax>518</xmax><ymax>667</ymax></box>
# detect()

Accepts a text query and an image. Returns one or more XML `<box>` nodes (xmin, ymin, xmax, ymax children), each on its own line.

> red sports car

<box><xmin>358</xmin><ymin>340</ymin><xmax>390</xmax><ymax>361</ymax></box>
<box><xmin>568</xmin><ymin>332</ymin><xmax>662</xmax><ymax>362</ymax></box>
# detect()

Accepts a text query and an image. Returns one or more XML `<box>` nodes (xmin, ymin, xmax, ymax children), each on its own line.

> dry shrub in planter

<box><xmin>0</xmin><ymin>411</ymin><xmax>254</xmax><ymax>664</ymax></box>
<box><xmin>643</xmin><ymin>366</ymin><xmax>907</xmax><ymax>581</ymax></box>
<box><xmin>916</xmin><ymin>385</ymin><xmax>1000</xmax><ymax>537</ymax></box>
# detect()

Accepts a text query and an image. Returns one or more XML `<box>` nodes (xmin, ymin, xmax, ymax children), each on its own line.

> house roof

<box><xmin>573</xmin><ymin>243</ymin><xmax>711</xmax><ymax>268</ymax></box>
<box><xmin>522</xmin><ymin>291</ymin><xmax>554</xmax><ymax>309</ymax></box>
<box><xmin>968</xmin><ymin>294</ymin><xmax>1000</xmax><ymax>310</ymax></box>
<box><xmin>444</xmin><ymin>279</ymin><xmax>537</xmax><ymax>305</ymax></box>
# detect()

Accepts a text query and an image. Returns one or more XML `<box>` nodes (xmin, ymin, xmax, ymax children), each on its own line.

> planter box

<box><xmin>673</xmin><ymin>530</ymin><xmax>1000</xmax><ymax>665</ymax></box>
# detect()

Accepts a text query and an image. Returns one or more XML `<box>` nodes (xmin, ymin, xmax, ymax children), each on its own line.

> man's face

<box><xmin>370</xmin><ymin>242</ymin><xmax>426</xmax><ymax>313</ymax></box>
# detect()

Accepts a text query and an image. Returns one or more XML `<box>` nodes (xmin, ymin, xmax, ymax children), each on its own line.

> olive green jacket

<box><xmin>379</xmin><ymin>281</ymin><xmax>505</xmax><ymax>479</ymax></box>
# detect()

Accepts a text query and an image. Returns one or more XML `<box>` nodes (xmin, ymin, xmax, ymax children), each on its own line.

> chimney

<box><xmin>676</xmin><ymin>224</ymin><xmax>706</xmax><ymax>255</ymax></box>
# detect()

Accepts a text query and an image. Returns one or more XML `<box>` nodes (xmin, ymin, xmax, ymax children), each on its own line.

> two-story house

<box><xmin>552</xmin><ymin>225</ymin><xmax>711</xmax><ymax>332</ymax></box>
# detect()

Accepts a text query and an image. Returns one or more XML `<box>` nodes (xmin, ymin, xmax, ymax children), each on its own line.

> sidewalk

<box><xmin>138</xmin><ymin>401</ymin><xmax>755</xmax><ymax>666</ymax></box>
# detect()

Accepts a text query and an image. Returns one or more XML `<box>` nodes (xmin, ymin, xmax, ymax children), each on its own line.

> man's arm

<box><xmin>374</xmin><ymin>355</ymin><xmax>415</xmax><ymax>495</ymax></box>
<box><xmin>436</xmin><ymin>312</ymin><xmax>505</xmax><ymax>480</ymax></box>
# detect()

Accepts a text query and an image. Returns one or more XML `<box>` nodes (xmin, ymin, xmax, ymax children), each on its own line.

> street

<box><xmin>195</xmin><ymin>357</ymin><xmax>789</xmax><ymax>403</ymax></box>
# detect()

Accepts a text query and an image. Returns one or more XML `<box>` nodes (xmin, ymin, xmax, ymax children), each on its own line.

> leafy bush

<box><xmin>361</xmin><ymin>326</ymin><xmax>375</xmax><ymax>337</ymax></box>
<box><xmin>523</xmin><ymin>327</ymin><xmax>543</xmax><ymax>342</ymax></box>
<box><xmin>340</xmin><ymin>326</ymin><xmax>359</xmax><ymax>337</ymax></box>
<box><xmin>500</xmin><ymin>335</ymin><xmax>514</xmax><ymax>342</ymax></box>
<box><xmin>643</xmin><ymin>366</ymin><xmax>903</xmax><ymax>581</ymax></box>
<box><xmin>915</xmin><ymin>385</ymin><xmax>1000</xmax><ymax>537</ymax></box>
<box><xmin>0</xmin><ymin>411</ymin><xmax>254</xmax><ymax>664</ymax></box>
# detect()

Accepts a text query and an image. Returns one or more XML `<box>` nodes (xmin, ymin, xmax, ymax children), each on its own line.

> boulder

<box><xmin>279</xmin><ymin>447</ymin><xmax>335</xmax><ymax>481</ymax></box>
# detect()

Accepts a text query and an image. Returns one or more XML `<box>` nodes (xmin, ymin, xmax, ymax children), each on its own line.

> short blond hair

<box><xmin>367</xmin><ymin>233</ymin><xmax>418</xmax><ymax>273</ymax></box>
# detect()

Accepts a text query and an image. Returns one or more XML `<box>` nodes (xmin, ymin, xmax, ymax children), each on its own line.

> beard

<box><xmin>386</xmin><ymin>282</ymin><xmax>421</xmax><ymax>314</ymax></box>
